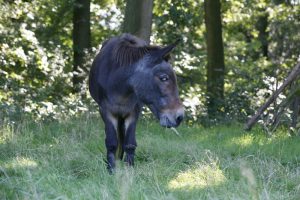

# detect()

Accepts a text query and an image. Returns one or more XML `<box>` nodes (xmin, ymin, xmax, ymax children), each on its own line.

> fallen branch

<box><xmin>270</xmin><ymin>84</ymin><xmax>300</xmax><ymax>131</ymax></box>
<box><xmin>245</xmin><ymin>61</ymin><xmax>300</xmax><ymax>131</ymax></box>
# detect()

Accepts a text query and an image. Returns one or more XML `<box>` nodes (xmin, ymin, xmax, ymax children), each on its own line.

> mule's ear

<box><xmin>158</xmin><ymin>39</ymin><xmax>180</xmax><ymax>58</ymax></box>
<box><xmin>151</xmin><ymin>39</ymin><xmax>180</xmax><ymax>64</ymax></box>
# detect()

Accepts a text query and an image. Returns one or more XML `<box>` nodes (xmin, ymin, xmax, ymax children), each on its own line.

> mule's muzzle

<box><xmin>159</xmin><ymin>107</ymin><xmax>184</xmax><ymax>128</ymax></box>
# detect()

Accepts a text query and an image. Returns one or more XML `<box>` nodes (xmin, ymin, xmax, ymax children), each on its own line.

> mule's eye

<box><xmin>159</xmin><ymin>74</ymin><xmax>169</xmax><ymax>82</ymax></box>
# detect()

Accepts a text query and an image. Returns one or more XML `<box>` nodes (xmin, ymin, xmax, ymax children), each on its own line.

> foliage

<box><xmin>0</xmin><ymin>0</ymin><xmax>121</xmax><ymax>120</ymax></box>
<box><xmin>0</xmin><ymin>0</ymin><xmax>299</xmax><ymax>129</ymax></box>
<box><xmin>152</xmin><ymin>0</ymin><xmax>300</xmax><ymax>126</ymax></box>
<box><xmin>1</xmin><ymin>115</ymin><xmax>300</xmax><ymax>199</ymax></box>
<box><xmin>223</xmin><ymin>0</ymin><xmax>300</xmax><ymax>123</ymax></box>
<box><xmin>0</xmin><ymin>0</ymin><xmax>72</xmax><ymax>120</ymax></box>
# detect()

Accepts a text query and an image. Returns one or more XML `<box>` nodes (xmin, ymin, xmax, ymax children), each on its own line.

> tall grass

<box><xmin>0</xmin><ymin>115</ymin><xmax>300</xmax><ymax>199</ymax></box>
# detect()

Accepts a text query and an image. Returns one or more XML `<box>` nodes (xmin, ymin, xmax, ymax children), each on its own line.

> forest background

<box><xmin>0</xmin><ymin>0</ymin><xmax>300</xmax><ymax>131</ymax></box>
<box><xmin>1</xmin><ymin>1</ymin><xmax>300</xmax><ymax>199</ymax></box>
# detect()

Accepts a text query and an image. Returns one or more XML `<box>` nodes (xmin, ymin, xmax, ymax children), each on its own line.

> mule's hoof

<box><xmin>107</xmin><ymin>166</ymin><xmax>116</xmax><ymax>174</ymax></box>
<box><xmin>124</xmin><ymin>154</ymin><xmax>134</xmax><ymax>166</ymax></box>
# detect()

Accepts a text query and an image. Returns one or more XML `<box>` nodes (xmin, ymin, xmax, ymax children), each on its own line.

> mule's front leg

<box><xmin>124</xmin><ymin>115</ymin><xmax>138</xmax><ymax>166</ymax></box>
<box><xmin>103</xmin><ymin>113</ymin><xmax>118</xmax><ymax>173</ymax></box>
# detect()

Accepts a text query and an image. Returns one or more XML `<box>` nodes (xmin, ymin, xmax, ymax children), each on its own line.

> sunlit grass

<box><xmin>168</xmin><ymin>162</ymin><xmax>226</xmax><ymax>190</ymax></box>
<box><xmin>3</xmin><ymin>157</ymin><xmax>38</xmax><ymax>169</ymax></box>
<box><xmin>0</xmin><ymin>115</ymin><xmax>300</xmax><ymax>199</ymax></box>
<box><xmin>0</xmin><ymin>123</ymin><xmax>14</xmax><ymax>144</ymax></box>
<box><xmin>230</xmin><ymin>134</ymin><xmax>254</xmax><ymax>147</ymax></box>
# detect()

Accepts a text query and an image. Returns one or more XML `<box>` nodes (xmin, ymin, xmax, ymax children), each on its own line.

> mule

<box><xmin>89</xmin><ymin>34</ymin><xmax>184</xmax><ymax>172</ymax></box>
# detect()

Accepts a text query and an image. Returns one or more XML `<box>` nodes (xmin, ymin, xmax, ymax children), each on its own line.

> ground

<box><xmin>0</xmin><ymin>115</ymin><xmax>300</xmax><ymax>199</ymax></box>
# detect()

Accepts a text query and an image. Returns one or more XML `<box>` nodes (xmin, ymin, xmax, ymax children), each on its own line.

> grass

<box><xmin>0</xmin><ymin>114</ymin><xmax>300</xmax><ymax>200</ymax></box>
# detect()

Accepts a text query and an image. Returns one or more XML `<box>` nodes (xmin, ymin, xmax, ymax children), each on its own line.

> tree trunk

<box><xmin>204</xmin><ymin>0</ymin><xmax>225</xmax><ymax>119</ymax></box>
<box><xmin>73</xmin><ymin>0</ymin><xmax>91</xmax><ymax>93</ymax></box>
<box><xmin>291</xmin><ymin>97</ymin><xmax>300</xmax><ymax>130</ymax></box>
<box><xmin>256</xmin><ymin>11</ymin><xmax>268</xmax><ymax>58</ymax></box>
<box><xmin>291</xmin><ymin>81</ymin><xmax>300</xmax><ymax>131</ymax></box>
<box><xmin>123</xmin><ymin>0</ymin><xmax>153</xmax><ymax>44</ymax></box>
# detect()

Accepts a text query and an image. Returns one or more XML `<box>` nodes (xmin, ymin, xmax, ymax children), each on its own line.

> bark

<box><xmin>123</xmin><ymin>0</ymin><xmax>153</xmax><ymax>44</ymax></box>
<box><xmin>73</xmin><ymin>0</ymin><xmax>91</xmax><ymax>93</ymax></box>
<box><xmin>204</xmin><ymin>0</ymin><xmax>225</xmax><ymax>118</ymax></box>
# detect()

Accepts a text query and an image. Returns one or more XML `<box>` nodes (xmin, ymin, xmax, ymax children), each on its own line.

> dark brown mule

<box><xmin>89</xmin><ymin>34</ymin><xmax>184</xmax><ymax>172</ymax></box>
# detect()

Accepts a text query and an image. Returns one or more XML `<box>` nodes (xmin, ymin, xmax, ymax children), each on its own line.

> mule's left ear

<box><xmin>150</xmin><ymin>39</ymin><xmax>180</xmax><ymax>65</ymax></box>
<box><xmin>158</xmin><ymin>39</ymin><xmax>181</xmax><ymax>58</ymax></box>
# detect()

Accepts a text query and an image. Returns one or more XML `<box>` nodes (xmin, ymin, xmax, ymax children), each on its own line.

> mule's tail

<box><xmin>117</xmin><ymin>118</ymin><xmax>125</xmax><ymax>160</ymax></box>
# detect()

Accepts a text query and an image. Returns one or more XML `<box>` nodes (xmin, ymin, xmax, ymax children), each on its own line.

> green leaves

<box><xmin>0</xmin><ymin>0</ymin><xmax>299</xmax><ymax>127</ymax></box>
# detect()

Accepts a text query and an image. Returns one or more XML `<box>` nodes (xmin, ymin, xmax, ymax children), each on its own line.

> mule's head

<box><xmin>130</xmin><ymin>40</ymin><xmax>184</xmax><ymax>128</ymax></box>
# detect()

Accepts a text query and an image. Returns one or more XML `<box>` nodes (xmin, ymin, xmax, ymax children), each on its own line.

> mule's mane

<box><xmin>113</xmin><ymin>34</ymin><xmax>160</xmax><ymax>67</ymax></box>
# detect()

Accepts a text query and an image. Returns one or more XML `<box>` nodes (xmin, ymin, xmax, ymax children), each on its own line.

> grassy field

<box><xmin>0</xmin><ymin>115</ymin><xmax>300</xmax><ymax>200</ymax></box>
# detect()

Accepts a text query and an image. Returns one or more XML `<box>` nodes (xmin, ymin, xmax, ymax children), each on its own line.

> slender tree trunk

<box><xmin>204</xmin><ymin>0</ymin><xmax>225</xmax><ymax>119</ymax></box>
<box><xmin>123</xmin><ymin>0</ymin><xmax>153</xmax><ymax>44</ymax></box>
<box><xmin>291</xmin><ymin>80</ymin><xmax>300</xmax><ymax>131</ymax></box>
<box><xmin>291</xmin><ymin>97</ymin><xmax>300</xmax><ymax>130</ymax></box>
<box><xmin>73</xmin><ymin>0</ymin><xmax>91</xmax><ymax>93</ymax></box>
<box><xmin>256</xmin><ymin>10</ymin><xmax>269</xmax><ymax>58</ymax></box>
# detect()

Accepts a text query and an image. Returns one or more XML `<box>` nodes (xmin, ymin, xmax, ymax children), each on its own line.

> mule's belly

<box><xmin>107</xmin><ymin>102</ymin><xmax>137</xmax><ymax>117</ymax></box>
<box><xmin>101</xmin><ymin>93</ymin><xmax>140</xmax><ymax>118</ymax></box>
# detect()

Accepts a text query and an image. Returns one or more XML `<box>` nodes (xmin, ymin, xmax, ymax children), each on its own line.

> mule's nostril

<box><xmin>176</xmin><ymin>115</ymin><xmax>183</xmax><ymax>124</ymax></box>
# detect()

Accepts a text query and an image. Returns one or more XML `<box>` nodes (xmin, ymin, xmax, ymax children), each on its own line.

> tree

<box><xmin>256</xmin><ymin>9</ymin><xmax>269</xmax><ymax>58</ymax></box>
<box><xmin>73</xmin><ymin>0</ymin><xmax>91</xmax><ymax>93</ymax></box>
<box><xmin>204</xmin><ymin>0</ymin><xmax>225</xmax><ymax>119</ymax></box>
<box><xmin>123</xmin><ymin>0</ymin><xmax>153</xmax><ymax>44</ymax></box>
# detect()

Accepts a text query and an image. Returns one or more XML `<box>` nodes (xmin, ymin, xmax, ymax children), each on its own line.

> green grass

<box><xmin>1</xmin><ymin>115</ymin><xmax>300</xmax><ymax>200</ymax></box>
